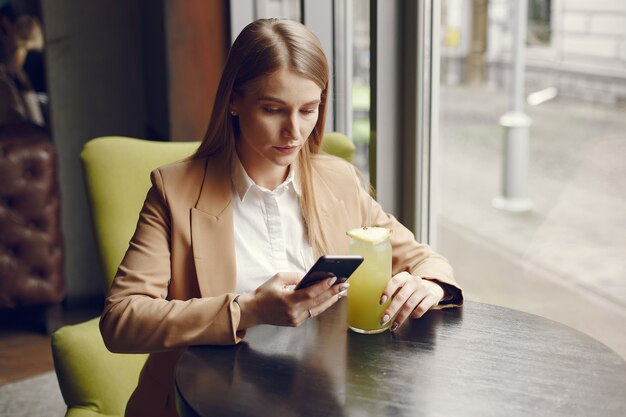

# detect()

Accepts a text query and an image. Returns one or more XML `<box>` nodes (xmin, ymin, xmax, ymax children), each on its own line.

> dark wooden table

<box><xmin>175</xmin><ymin>300</ymin><xmax>626</xmax><ymax>417</ymax></box>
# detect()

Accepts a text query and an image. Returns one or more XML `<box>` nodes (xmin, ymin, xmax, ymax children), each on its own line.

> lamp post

<box><xmin>493</xmin><ymin>0</ymin><xmax>533</xmax><ymax>212</ymax></box>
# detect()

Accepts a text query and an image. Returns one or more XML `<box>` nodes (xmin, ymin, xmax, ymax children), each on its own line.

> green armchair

<box><xmin>321</xmin><ymin>131</ymin><xmax>355</xmax><ymax>163</ymax></box>
<box><xmin>52</xmin><ymin>137</ymin><xmax>200</xmax><ymax>417</ymax></box>
<box><xmin>51</xmin><ymin>133</ymin><xmax>355</xmax><ymax>416</ymax></box>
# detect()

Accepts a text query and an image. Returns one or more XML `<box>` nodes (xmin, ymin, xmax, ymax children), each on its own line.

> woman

<box><xmin>100</xmin><ymin>18</ymin><xmax>463</xmax><ymax>417</ymax></box>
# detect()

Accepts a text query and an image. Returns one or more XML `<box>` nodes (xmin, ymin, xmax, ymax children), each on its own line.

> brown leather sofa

<box><xmin>0</xmin><ymin>122</ymin><xmax>64</xmax><ymax>332</ymax></box>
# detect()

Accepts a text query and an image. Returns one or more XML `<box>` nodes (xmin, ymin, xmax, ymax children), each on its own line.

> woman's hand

<box><xmin>379</xmin><ymin>272</ymin><xmax>445</xmax><ymax>332</ymax></box>
<box><xmin>236</xmin><ymin>272</ymin><xmax>349</xmax><ymax>330</ymax></box>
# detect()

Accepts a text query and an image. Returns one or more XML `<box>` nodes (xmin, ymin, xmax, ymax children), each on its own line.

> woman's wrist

<box><xmin>235</xmin><ymin>292</ymin><xmax>260</xmax><ymax>330</ymax></box>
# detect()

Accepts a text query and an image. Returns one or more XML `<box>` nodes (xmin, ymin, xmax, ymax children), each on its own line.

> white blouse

<box><xmin>231</xmin><ymin>154</ymin><xmax>314</xmax><ymax>293</ymax></box>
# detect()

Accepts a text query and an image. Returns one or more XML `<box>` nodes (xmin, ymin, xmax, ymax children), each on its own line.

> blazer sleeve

<box><xmin>100</xmin><ymin>169</ymin><xmax>244</xmax><ymax>354</ymax></box>
<box><xmin>350</xmin><ymin>166</ymin><xmax>463</xmax><ymax>307</ymax></box>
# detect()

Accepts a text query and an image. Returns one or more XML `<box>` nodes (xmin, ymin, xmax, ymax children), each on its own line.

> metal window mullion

<box><xmin>429</xmin><ymin>0</ymin><xmax>441</xmax><ymax>248</ymax></box>
<box><xmin>416</xmin><ymin>0</ymin><xmax>430</xmax><ymax>245</ymax></box>
<box><xmin>414</xmin><ymin>0</ymin><xmax>440</xmax><ymax>246</ymax></box>
<box><xmin>400</xmin><ymin>0</ymin><xmax>438</xmax><ymax>245</ymax></box>
<box><xmin>333</xmin><ymin>0</ymin><xmax>353</xmax><ymax>137</ymax></box>
<box><xmin>371</xmin><ymin>0</ymin><xmax>402</xmax><ymax>217</ymax></box>
<box><xmin>425</xmin><ymin>0</ymin><xmax>441</xmax><ymax>247</ymax></box>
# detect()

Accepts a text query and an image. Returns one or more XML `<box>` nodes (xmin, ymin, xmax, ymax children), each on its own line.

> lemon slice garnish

<box><xmin>346</xmin><ymin>227</ymin><xmax>392</xmax><ymax>245</ymax></box>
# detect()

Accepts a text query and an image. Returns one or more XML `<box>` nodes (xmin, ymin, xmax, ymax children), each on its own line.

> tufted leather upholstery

<box><xmin>0</xmin><ymin>123</ymin><xmax>64</xmax><ymax>309</ymax></box>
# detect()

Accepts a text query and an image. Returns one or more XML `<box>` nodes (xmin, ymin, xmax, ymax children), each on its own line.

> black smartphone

<box><xmin>295</xmin><ymin>255</ymin><xmax>364</xmax><ymax>290</ymax></box>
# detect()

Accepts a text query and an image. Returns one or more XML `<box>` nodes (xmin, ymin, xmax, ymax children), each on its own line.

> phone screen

<box><xmin>295</xmin><ymin>255</ymin><xmax>364</xmax><ymax>290</ymax></box>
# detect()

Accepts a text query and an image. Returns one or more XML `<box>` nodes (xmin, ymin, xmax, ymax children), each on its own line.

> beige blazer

<box><xmin>100</xmin><ymin>153</ymin><xmax>463</xmax><ymax>417</ymax></box>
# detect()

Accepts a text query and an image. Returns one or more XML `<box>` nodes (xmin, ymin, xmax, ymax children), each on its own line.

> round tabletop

<box><xmin>175</xmin><ymin>300</ymin><xmax>626</xmax><ymax>417</ymax></box>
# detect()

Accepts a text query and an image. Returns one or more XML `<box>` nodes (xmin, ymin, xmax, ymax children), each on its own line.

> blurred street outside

<box><xmin>437</xmin><ymin>84</ymin><xmax>626</xmax><ymax>357</ymax></box>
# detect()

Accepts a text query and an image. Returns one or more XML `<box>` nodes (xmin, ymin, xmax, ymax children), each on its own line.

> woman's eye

<box><xmin>300</xmin><ymin>108</ymin><xmax>317</xmax><ymax>115</ymax></box>
<box><xmin>263</xmin><ymin>107</ymin><xmax>281</xmax><ymax>114</ymax></box>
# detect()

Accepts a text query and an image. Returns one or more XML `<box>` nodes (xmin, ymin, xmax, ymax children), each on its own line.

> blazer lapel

<box><xmin>190</xmin><ymin>156</ymin><xmax>236</xmax><ymax>297</ymax></box>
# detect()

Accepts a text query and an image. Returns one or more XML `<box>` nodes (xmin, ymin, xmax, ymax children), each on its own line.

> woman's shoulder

<box><xmin>311</xmin><ymin>153</ymin><xmax>356</xmax><ymax>176</ymax></box>
<box><xmin>151</xmin><ymin>154</ymin><xmax>230</xmax><ymax>203</ymax></box>
<box><xmin>150</xmin><ymin>156</ymin><xmax>209</xmax><ymax>198</ymax></box>
<box><xmin>154</xmin><ymin>156</ymin><xmax>206</xmax><ymax>181</ymax></box>
<box><xmin>311</xmin><ymin>153</ymin><xmax>362</xmax><ymax>190</ymax></box>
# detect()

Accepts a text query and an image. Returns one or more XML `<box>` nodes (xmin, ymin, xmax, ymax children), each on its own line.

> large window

<box><xmin>437</xmin><ymin>0</ymin><xmax>626</xmax><ymax>358</ymax></box>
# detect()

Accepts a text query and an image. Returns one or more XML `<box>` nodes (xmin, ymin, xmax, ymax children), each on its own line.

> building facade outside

<box><xmin>442</xmin><ymin>0</ymin><xmax>626</xmax><ymax>105</ymax></box>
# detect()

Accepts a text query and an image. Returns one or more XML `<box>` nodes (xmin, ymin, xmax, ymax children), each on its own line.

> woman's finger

<box><xmin>304</xmin><ymin>280</ymin><xmax>349</xmax><ymax>316</ymax></box>
<box><xmin>380</xmin><ymin>275</ymin><xmax>419</xmax><ymax>325</ymax></box>
<box><xmin>271</xmin><ymin>272</ymin><xmax>305</xmax><ymax>292</ymax></box>
<box><xmin>409</xmin><ymin>293</ymin><xmax>438</xmax><ymax>319</ymax></box>
<box><xmin>306</xmin><ymin>287</ymin><xmax>347</xmax><ymax>318</ymax></box>
<box><xmin>379</xmin><ymin>271</ymin><xmax>412</xmax><ymax>305</ymax></box>
<box><xmin>292</xmin><ymin>276</ymin><xmax>337</xmax><ymax>302</ymax></box>
<box><xmin>390</xmin><ymin>291</ymin><xmax>425</xmax><ymax>330</ymax></box>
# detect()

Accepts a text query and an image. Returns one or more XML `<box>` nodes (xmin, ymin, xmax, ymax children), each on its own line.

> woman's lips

<box><xmin>274</xmin><ymin>145</ymin><xmax>298</xmax><ymax>154</ymax></box>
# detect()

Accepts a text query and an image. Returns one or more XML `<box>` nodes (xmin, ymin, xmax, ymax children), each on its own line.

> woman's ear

<box><xmin>229</xmin><ymin>92</ymin><xmax>242</xmax><ymax>116</ymax></box>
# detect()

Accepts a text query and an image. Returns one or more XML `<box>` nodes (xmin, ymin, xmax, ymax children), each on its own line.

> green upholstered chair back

<box><xmin>80</xmin><ymin>137</ymin><xmax>200</xmax><ymax>289</ymax></box>
<box><xmin>321</xmin><ymin>131</ymin><xmax>355</xmax><ymax>163</ymax></box>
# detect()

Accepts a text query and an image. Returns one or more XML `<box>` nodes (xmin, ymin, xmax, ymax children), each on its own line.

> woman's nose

<box><xmin>282</xmin><ymin>113</ymin><xmax>300</xmax><ymax>139</ymax></box>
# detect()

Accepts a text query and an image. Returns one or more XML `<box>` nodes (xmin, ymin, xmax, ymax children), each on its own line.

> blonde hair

<box><xmin>194</xmin><ymin>19</ymin><xmax>331</xmax><ymax>256</ymax></box>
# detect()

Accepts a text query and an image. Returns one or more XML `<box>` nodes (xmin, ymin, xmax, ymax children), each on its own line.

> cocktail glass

<box><xmin>346</xmin><ymin>227</ymin><xmax>392</xmax><ymax>334</ymax></box>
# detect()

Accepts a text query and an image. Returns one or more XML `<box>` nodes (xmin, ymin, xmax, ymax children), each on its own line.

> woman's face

<box><xmin>231</xmin><ymin>67</ymin><xmax>322</xmax><ymax>185</ymax></box>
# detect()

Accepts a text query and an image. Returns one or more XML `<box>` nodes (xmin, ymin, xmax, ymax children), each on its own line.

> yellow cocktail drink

<box><xmin>346</xmin><ymin>227</ymin><xmax>392</xmax><ymax>334</ymax></box>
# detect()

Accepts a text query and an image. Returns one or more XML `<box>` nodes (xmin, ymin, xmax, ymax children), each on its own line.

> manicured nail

<box><xmin>338</xmin><ymin>283</ymin><xmax>350</xmax><ymax>292</ymax></box>
<box><xmin>337</xmin><ymin>289</ymin><xmax>348</xmax><ymax>299</ymax></box>
<box><xmin>379</xmin><ymin>295</ymin><xmax>388</xmax><ymax>305</ymax></box>
<box><xmin>327</xmin><ymin>277</ymin><xmax>337</xmax><ymax>287</ymax></box>
<box><xmin>390</xmin><ymin>322</ymin><xmax>399</xmax><ymax>332</ymax></box>
<box><xmin>380</xmin><ymin>314</ymin><xmax>390</xmax><ymax>325</ymax></box>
